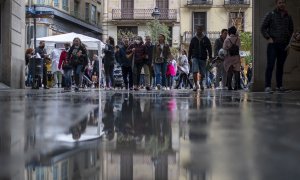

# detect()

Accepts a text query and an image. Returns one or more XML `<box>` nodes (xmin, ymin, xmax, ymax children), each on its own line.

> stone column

<box><xmin>252</xmin><ymin>0</ymin><xmax>300</xmax><ymax>91</ymax></box>
<box><xmin>0</xmin><ymin>0</ymin><xmax>26</xmax><ymax>89</ymax></box>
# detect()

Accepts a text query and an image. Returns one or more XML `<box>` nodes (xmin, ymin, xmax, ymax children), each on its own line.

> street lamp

<box><xmin>152</xmin><ymin>7</ymin><xmax>160</xmax><ymax>20</ymax></box>
<box><xmin>151</xmin><ymin>7</ymin><xmax>161</xmax><ymax>44</ymax></box>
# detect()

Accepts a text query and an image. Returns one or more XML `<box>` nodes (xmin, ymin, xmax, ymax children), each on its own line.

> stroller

<box><xmin>113</xmin><ymin>64</ymin><xmax>124</xmax><ymax>89</ymax></box>
<box><xmin>28</xmin><ymin>57</ymin><xmax>43</xmax><ymax>89</ymax></box>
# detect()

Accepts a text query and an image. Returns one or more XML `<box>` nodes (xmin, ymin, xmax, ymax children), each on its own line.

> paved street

<box><xmin>1</xmin><ymin>89</ymin><xmax>300</xmax><ymax>180</ymax></box>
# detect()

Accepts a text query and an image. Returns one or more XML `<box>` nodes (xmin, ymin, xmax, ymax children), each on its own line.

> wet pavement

<box><xmin>1</xmin><ymin>88</ymin><xmax>300</xmax><ymax>180</ymax></box>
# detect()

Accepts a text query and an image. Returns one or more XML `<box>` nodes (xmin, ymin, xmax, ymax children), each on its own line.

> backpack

<box><xmin>228</xmin><ymin>38</ymin><xmax>240</xmax><ymax>56</ymax></box>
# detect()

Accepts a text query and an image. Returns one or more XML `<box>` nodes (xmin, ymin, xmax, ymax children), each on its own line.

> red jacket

<box><xmin>58</xmin><ymin>50</ymin><xmax>67</xmax><ymax>69</ymax></box>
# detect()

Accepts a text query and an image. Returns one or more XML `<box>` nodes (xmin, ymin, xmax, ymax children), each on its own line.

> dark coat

<box><xmin>127</xmin><ymin>42</ymin><xmax>146</xmax><ymax>64</ymax></box>
<box><xmin>188</xmin><ymin>35</ymin><xmax>212</xmax><ymax>61</ymax></box>
<box><xmin>153</xmin><ymin>43</ymin><xmax>171</xmax><ymax>64</ymax></box>
<box><xmin>261</xmin><ymin>9</ymin><xmax>294</xmax><ymax>44</ymax></box>
<box><xmin>67</xmin><ymin>45</ymin><xmax>88</xmax><ymax>66</ymax></box>
<box><xmin>116</xmin><ymin>45</ymin><xmax>131</xmax><ymax>67</ymax></box>
<box><xmin>103</xmin><ymin>44</ymin><xmax>115</xmax><ymax>66</ymax></box>
<box><xmin>214</xmin><ymin>37</ymin><xmax>225</xmax><ymax>57</ymax></box>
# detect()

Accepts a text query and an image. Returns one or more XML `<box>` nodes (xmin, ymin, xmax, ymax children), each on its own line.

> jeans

<box><xmin>121</xmin><ymin>66</ymin><xmax>133</xmax><ymax>88</ymax></box>
<box><xmin>143</xmin><ymin>64</ymin><xmax>151</xmax><ymax>87</ymax></box>
<box><xmin>104</xmin><ymin>64</ymin><xmax>114</xmax><ymax>87</ymax></box>
<box><xmin>265</xmin><ymin>43</ymin><xmax>288</xmax><ymax>88</ymax></box>
<box><xmin>215</xmin><ymin>61</ymin><xmax>226</xmax><ymax>88</ymax></box>
<box><xmin>74</xmin><ymin>65</ymin><xmax>83</xmax><ymax>87</ymax></box>
<box><xmin>154</xmin><ymin>62</ymin><xmax>167</xmax><ymax>87</ymax></box>
<box><xmin>167</xmin><ymin>75</ymin><xmax>174</xmax><ymax>88</ymax></box>
<box><xmin>64</xmin><ymin>69</ymin><xmax>72</xmax><ymax>88</ymax></box>
<box><xmin>133</xmin><ymin>63</ymin><xmax>144</xmax><ymax>86</ymax></box>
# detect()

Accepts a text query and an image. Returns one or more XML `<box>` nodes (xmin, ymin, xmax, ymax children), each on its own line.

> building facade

<box><xmin>180</xmin><ymin>0</ymin><xmax>252</xmax><ymax>51</ymax></box>
<box><xmin>25</xmin><ymin>0</ymin><xmax>103</xmax><ymax>48</ymax></box>
<box><xmin>102</xmin><ymin>0</ymin><xmax>181</xmax><ymax>47</ymax></box>
<box><xmin>0</xmin><ymin>0</ymin><xmax>26</xmax><ymax>89</ymax></box>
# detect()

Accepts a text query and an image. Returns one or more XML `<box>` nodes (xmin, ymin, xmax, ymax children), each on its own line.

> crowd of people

<box><xmin>25</xmin><ymin>25</ymin><xmax>254</xmax><ymax>92</ymax></box>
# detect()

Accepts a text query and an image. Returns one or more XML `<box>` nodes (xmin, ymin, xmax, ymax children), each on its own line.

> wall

<box><xmin>180</xmin><ymin>0</ymin><xmax>253</xmax><ymax>35</ymax></box>
<box><xmin>0</xmin><ymin>0</ymin><xmax>26</xmax><ymax>89</ymax></box>
<box><xmin>252</xmin><ymin>0</ymin><xmax>300</xmax><ymax>91</ymax></box>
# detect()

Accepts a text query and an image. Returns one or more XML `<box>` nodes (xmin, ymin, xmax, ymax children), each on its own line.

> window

<box><xmin>61</xmin><ymin>161</ymin><xmax>68</xmax><ymax>180</ymax></box>
<box><xmin>97</xmin><ymin>12</ymin><xmax>101</xmax><ymax>25</ymax></box>
<box><xmin>37</xmin><ymin>0</ymin><xmax>46</xmax><ymax>5</ymax></box>
<box><xmin>121</xmin><ymin>0</ymin><xmax>134</xmax><ymax>19</ymax></box>
<box><xmin>85</xmin><ymin>3</ymin><xmax>90</xmax><ymax>22</ymax></box>
<box><xmin>53</xmin><ymin>165</ymin><xmax>58</xmax><ymax>180</ymax></box>
<box><xmin>193</xmin><ymin>12</ymin><xmax>207</xmax><ymax>35</ymax></box>
<box><xmin>156</xmin><ymin>0</ymin><xmax>169</xmax><ymax>9</ymax></box>
<box><xmin>156</xmin><ymin>0</ymin><xmax>169</xmax><ymax>19</ymax></box>
<box><xmin>91</xmin><ymin>5</ymin><xmax>96</xmax><ymax>24</ymax></box>
<box><xmin>53</xmin><ymin>0</ymin><xmax>59</xmax><ymax>7</ymax></box>
<box><xmin>62</xmin><ymin>0</ymin><xmax>69</xmax><ymax>11</ymax></box>
<box><xmin>0</xmin><ymin>4</ymin><xmax>2</xmax><ymax>44</ymax></box>
<box><xmin>74</xmin><ymin>1</ymin><xmax>79</xmax><ymax>17</ymax></box>
<box><xmin>36</xmin><ymin>168</ymin><xmax>45</xmax><ymax>180</ymax></box>
<box><xmin>229</xmin><ymin>12</ymin><xmax>244</xmax><ymax>31</ymax></box>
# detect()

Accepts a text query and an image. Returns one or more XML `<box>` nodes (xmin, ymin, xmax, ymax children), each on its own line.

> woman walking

<box><xmin>103</xmin><ymin>36</ymin><xmax>116</xmax><ymax>89</ymax></box>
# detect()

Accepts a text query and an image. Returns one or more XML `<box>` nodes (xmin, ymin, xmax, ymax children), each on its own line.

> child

<box><xmin>166</xmin><ymin>55</ymin><xmax>177</xmax><ymax>90</ymax></box>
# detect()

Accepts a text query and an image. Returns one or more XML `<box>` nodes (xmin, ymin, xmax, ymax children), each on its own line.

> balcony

<box><xmin>224</xmin><ymin>0</ymin><xmax>250</xmax><ymax>8</ymax></box>
<box><xmin>112</xmin><ymin>9</ymin><xmax>177</xmax><ymax>21</ymax></box>
<box><xmin>186</xmin><ymin>0</ymin><xmax>213</xmax><ymax>8</ymax></box>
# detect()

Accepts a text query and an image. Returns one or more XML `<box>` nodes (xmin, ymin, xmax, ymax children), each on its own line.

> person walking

<box><xmin>36</xmin><ymin>41</ymin><xmax>49</xmax><ymax>89</ymax></box>
<box><xmin>103</xmin><ymin>36</ymin><xmax>116</xmax><ymax>90</ymax></box>
<box><xmin>50</xmin><ymin>44</ymin><xmax>62</xmax><ymax>88</ymax></box>
<box><xmin>144</xmin><ymin>36</ymin><xmax>154</xmax><ymax>91</ymax></box>
<box><xmin>68</xmin><ymin>37</ymin><xmax>88</xmax><ymax>91</ymax></box>
<box><xmin>127</xmin><ymin>36</ymin><xmax>146</xmax><ymax>91</ymax></box>
<box><xmin>223</xmin><ymin>26</ymin><xmax>241</xmax><ymax>90</ymax></box>
<box><xmin>214</xmin><ymin>29</ymin><xmax>228</xmax><ymax>89</ymax></box>
<box><xmin>58</xmin><ymin>43</ymin><xmax>72</xmax><ymax>90</ymax></box>
<box><xmin>116</xmin><ymin>37</ymin><xmax>133</xmax><ymax>90</ymax></box>
<box><xmin>188</xmin><ymin>26</ymin><xmax>213</xmax><ymax>91</ymax></box>
<box><xmin>175</xmin><ymin>49</ymin><xmax>193</xmax><ymax>89</ymax></box>
<box><xmin>261</xmin><ymin>0</ymin><xmax>294</xmax><ymax>93</ymax></box>
<box><xmin>153</xmin><ymin>34</ymin><xmax>171</xmax><ymax>90</ymax></box>
<box><xmin>166</xmin><ymin>55</ymin><xmax>177</xmax><ymax>90</ymax></box>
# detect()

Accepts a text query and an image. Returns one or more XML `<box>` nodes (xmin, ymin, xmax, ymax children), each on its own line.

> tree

<box><xmin>117</xmin><ymin>29</ymin><xmax>136</xmax><ymax>44</ymax></box>
<box><xmin>146</xmin><ymin>19</ymin><xmax>171</xmax><ymax>44</ymax></box>
<box><xmin>239</xmin><ymin>31</ymin><xmax>252</xmax><ymax>51</ymax></box>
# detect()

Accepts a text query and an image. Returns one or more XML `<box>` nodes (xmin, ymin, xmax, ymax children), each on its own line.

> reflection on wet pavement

<box><xmin>1</xmin><ymin>89</ymin><xmax>300</xmax><ymax>179</ymax></box>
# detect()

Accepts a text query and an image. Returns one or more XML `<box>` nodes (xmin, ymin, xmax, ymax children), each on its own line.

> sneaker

<box><xmin>193</xmin><ymin>85</ymin><xmax>200</xmax><ymax>92</ymax></box>
<box><xmin>162</xmin><ymin>87</ymin><xmax>167</xmax><ymax>91</ymax></box>
<box><xmin>129</xmin><ymin>87</ymin><xmax>134</xmax><ymax>91</ymax></box>
<box><xmin>157</xmin><ymin>84</ymin><xmax>161</xmax><ymax>90</ymax></box>
<box><xmin>146</xmin><ymin>86</ymin><xmax>152</xmax><ymax>91</ymax></box>
<box><xmin>276</xmin><ymin>87</ymin><xmax>290</xmax><ymax>93</ymax></box>
<box><xmin>154</xmin><ymin>87</ymin><xmax>158</xmax><ymax>90</ymax></box>
<box><xmin>264</xmin><ymin>87</ymin><xmax>273</xmax><ymax>93</ymax></box>
<box><xmin>74</xmin><ymin>87</ymin><xmax>79</xmax><ymax>91</ymax></box>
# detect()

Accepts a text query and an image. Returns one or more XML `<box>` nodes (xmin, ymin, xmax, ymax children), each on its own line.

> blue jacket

<box><xmin>116</xmin><ymin>45</ymin><xmax>131</xmax><ymax>67</ymax></box>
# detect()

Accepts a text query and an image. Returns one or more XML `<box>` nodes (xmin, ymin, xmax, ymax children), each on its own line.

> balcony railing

<box><xmin>224</xmin><ymin>0</ymin><xmax>250</xmax><ymax>6</ymax></box>
<box><xmin>112</xmin><ymin>9</ymin><xmax>177</xmax><ymax>21</ymax></box>
<box><xmin>187</xmin><ymin>0</ymin><xmax>213</xmax><ymax>6</ymax></box>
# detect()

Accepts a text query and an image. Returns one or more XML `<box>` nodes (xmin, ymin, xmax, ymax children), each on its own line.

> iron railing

<box><xmin>187</xmin><ymin>0</ymin><xmax>213</xmax><ymax>6</ymax></box>
<box><xmin>224</xmin><ymin>0</ymin><xmax>250</xmax><ymax>6</ymax></box>
<box><xmin>112</xmin><ymin>9</ymin><xmax>177</xmax><ymax>20</ymax></box>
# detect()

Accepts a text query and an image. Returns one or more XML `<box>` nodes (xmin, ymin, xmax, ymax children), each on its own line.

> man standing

<box><xmin>214</xmin><ymin>29</ymin><xmax>228</xmax><ymax>89</ymax></box>
<box><xmin>153</xmin><ymin>34</ymin><xmax>171</xmax><ymax>91</ymax></box>
<box><xmin>144</xmin><ymin>36</ymin><xmax>154</xmax><ymax>91</ymax></box>
<box><xmin>188</xmin><ymin>26</ymin><xmax>212</xmax><ymax>91</ymax></box>
<box><xmin>127</xmin><ymin>36</ymin><xmax>146</xmax><ymax>91</ymax></box>
<box><xmin>36</xmin><ymin>41</ymin><xmax>49</xmax><ymax>89</ymax></box>
<box><xmin>116</xmin><ymin>37</ymin><xmax>133</xmax><ymax>90</ymax></box>
<box><xmin>50</xmin><ymin>44</ymin><xmax>62</xmax><ymax>88</ymax></box>
<box><xmin>261</xmin><ymin>0</ymin><xmax>294</xmax><ymax>93</ymax></box>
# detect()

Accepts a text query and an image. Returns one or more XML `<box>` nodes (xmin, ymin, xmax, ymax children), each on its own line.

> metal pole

<box><xmin>33</xmin><ymin>5</ymin><xmax>37</xmax><ymax>51</ymax></box>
